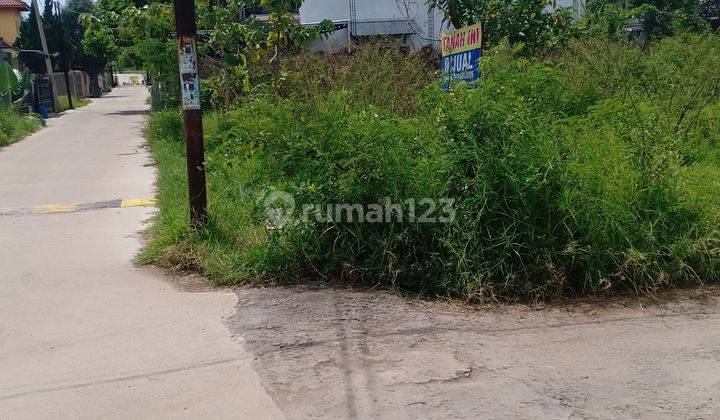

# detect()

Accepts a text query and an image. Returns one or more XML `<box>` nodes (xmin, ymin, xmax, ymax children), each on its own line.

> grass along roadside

<box><xmin>1</xmin><ymin>96</ymin><xmax>92</xmax><ymax>149</ymax></box>
<box><xmin>0</xmin><ymin>107</ymin><xmax>41</xmax><ymax>148</ymax></box>
<box><xmin>57</xmin><ymin>96</ymin><xmax>91</xmax><ymax>112</ymax></box>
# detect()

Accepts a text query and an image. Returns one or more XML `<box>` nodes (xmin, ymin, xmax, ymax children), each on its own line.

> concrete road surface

<box><xmin>0</xmin><ymin>87</ymin><xmax>282</xmax><ymax>419</ymax></box>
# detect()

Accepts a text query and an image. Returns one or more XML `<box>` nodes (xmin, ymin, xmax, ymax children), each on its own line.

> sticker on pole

<box><xmin>178</xmin><ymin>36</ymin><xmax>200</xmax><ymax>110</ymax></box>
<box><xmin>440</xmin><ymin>24</ymin><xmax>482</xmax><ymax>91</ymax></box>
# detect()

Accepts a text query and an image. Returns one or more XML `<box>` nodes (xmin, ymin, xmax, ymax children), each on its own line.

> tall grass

<box><xmin>143</xmin><ymin>35</ymin><xmax>720</xmax><ymax>302</ymax></box>
<box><xmin>57</xmin><ymin>96</ymin><xmax>91</xmax><ymax>112</ymax></box>
<box><xmin>275</xmin><ymin>43</ymin><xmax>437</xmax><ymax>116</ymax></box>
<box><xmin>0</xmin><ymin>107</ymin><xmax>38</xmax><ymax>148</ymax></box>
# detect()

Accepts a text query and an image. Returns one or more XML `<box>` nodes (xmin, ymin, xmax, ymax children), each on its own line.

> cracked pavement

<box><xmin>230</xmin><ymin>285</ymin><xmax>720</xmax><ymax>419</ymax></box>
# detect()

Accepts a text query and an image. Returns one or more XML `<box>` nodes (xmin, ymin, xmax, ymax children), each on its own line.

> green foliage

<box><xmin>0</xmin><ymin>62</ymin><xmax>19</xmax><ymax>106</ymax></box>
<box><xmin>702</xmin><ymin>0</ymin><xmax>720</xmax><ymax>27</ymax></box>
<box><xmin>120</xmin><ymin>3</ymin><xmax>175</xmax><ymax>76</ymax></box>
<box><xmin>426</xmin><ymin>0</ymin><xmax>487</xmax><ymax>28</ymax></box>
<box><xmin>586</xmin><ymin>0</ymin><xmax>710</xmax><ymax>38</ymax></box>
<box><xmin>585</xmin><ymin>2</ymin><xmax>653</xmax><ymax>37</ymax></box>
<box><xmin>198</xmin><ymin>0</ymin><xmax>332</xmax><ymax>109</ymax></box>
<box><xmin>641</xmin><ymin>0</ymin><xmax>708</xmax><ymax>34</ymax></box>
<box><xmin>57</xmin><ymin>0</ymin><xmax>99</xmax><ymax>75</ymax></box>
<box><xmin>15</xmin><ymin>0</ymin><xmax>101</xmax><ymax>80</ymax></box>
<box><xmin>275</xmin><ymin>43</ymin><xmax>435</xmax><ymax>116</ymax></box>
<box><xmin>11</xmin><ymin>69</ymin><xmax>31</xmax><ymax>106</ymax></box>
<box><xmin>14</xmin><ymin>3</ymin><xmax>41</xmax><ymax>51</ymax></box>
<box><xmin>56</xmin><ymin>95</ymin><xmax>91</xmax><ymax>112</ymax></box>
<box><xmin>145</xmin><ymin>34</ymin><xmax>720</xmax><ymax>301</ymax></box>
<box><xmin>427</xmin><ymin>0</ymin><xmax>577</xmax><ymax>55</ymax></box>
<box><xmin>87</xmin><ymin>0</ymin><xmax>331</xmax><ymax>109</ymax></box>
<box><xmin>0</xmin><ymin>107</ymin><xmax>38</xmax><ymax>148</ymax></box>
<box><xmin>79</xmin><ymin>9</ymin><xmax>119</xmax><ymax>65</ymax></box>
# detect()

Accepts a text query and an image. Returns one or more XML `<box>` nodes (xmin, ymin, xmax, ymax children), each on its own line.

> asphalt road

<box><xmin>0</xmin><ymin>87</ymin><xmax>282</xmax><ymax>419</ymax></box>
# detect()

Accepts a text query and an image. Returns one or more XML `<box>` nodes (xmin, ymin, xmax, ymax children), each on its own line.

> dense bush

<box><xmin>273</xmin><ymin>43</ymin><xmax>436</xmax><ymax>116</ymax></box>
<box><xmin>427</xmin><ymin>0</ymin><xmax>578</xmax><ymax>56</ymax></box>
<box><xmin>144</xmin><ymin>35</ymin><xmax>720</xmax><ymax>301</ymax></box>
<box><xmin>0</xmin><ymin>107</ymin><xmax>38</xmax><ymax>148</ymax></box>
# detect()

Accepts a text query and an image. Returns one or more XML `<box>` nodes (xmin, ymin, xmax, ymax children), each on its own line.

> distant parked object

<box><xmin>117</xmin><ymin>73</ymin><xmax>146</xmax><ymax>86</ymax></box>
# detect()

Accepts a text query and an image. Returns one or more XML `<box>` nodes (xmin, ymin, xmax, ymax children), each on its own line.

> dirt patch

<box><xmin>229</xmin><ymin>285</ymin><xmax>720</xmax><ymax>418</ymax></box>
<box><xmin>140</xmin><ymin>266</ymin><xmax>218</xmax><ymax>293</ymax></box>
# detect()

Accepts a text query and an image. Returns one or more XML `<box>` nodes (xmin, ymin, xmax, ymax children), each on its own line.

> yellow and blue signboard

<box><xmin>440</xmin><ymin>23</ymin><xmax>482</xmax><ymax>91</ymax></box>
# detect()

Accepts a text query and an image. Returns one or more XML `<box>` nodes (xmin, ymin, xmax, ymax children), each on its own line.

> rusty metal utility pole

<box><xmin>173</xmin><ymin>0</ymin><xmax>207</xmax><ymax>228</ymax></box>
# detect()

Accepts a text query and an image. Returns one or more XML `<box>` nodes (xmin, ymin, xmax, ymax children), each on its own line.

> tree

<box><xmin>0</xmin><ymin>62</ymin><xmax>20</xmax><ymax>106</ymax></box>
<box><xmin>427</xmin><ymin>0</ymin><xmax>575</xmax><ymax>55</ymax></box>
<box><xmin>80</xmin><ymin>11</ymin><xmax>119</xmax><ymax>96</ymax></box>
<box><xmin>426</xmin><ymin>0</ymin><xmax>475</xmax><ymax>28</ymax></box>
<box><xmin>701</xmin><ymin>0</ymin><xmax>720</xmax><ymax>27</ymax></box>
<box><xmin>199</xmin><ymin>0</ymin><xmax>331</xmax><ymax>108</ymax></box>
<box><xmin>15</xmin><ymin>0</ymin><xmax>86</xmax><ymax>70</ymax></box>
<box><xmin>81</xmin><ymin>0</ymin><xmax>330</xmax><ymax>108</ymax></box>
<box><xmin>14</xmin><ymin>0</ymin><xmax>41</xmax><ymax>50</ymax></box>
<box><xmin>16</xmin><ymin>0</ymin><xmax>61</xmax><ymax>58</ymax></box>
<box><xmin>43</xmin><ymin>0</ymin><xmax>66</xmax><ymax>73</ymax></box>
<box><xmin>74</xmin><ymin>0</ymin><xmax>330</xmax><ymax>107</ymax></box>
<box><xmin>587</xmin><ymin>0</ymin><xmax>709</xmax><ymax>37</ymax></box>
<box><xmin>42</xmin><ymin>0</ymin><xmax>53</xmax><ymax>23</ymax></box>
<box><xmin>59</xmin><ymin>0</ymin><xmax>96</xmax><ymax>74</ymax></box>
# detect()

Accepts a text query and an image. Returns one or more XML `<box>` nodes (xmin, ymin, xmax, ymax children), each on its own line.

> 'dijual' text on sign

<box><xmin>440</xmin><ymin>23</ymin><xmax>482</xmax><ymax>91</ymax></box>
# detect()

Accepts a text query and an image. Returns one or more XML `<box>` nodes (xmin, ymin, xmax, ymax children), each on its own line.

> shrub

<box><xmin>144</xmin><ymin>36</ymin><xmax>720</xmax><ymax>301</ymax></box>
<box><xmin>0</xmin><ymin>107</ymin><xmax>38</xmax><ymax>148</ymax></box>
<box><xmin>274</xmin><ymin>43</ymin><xmax>436</xmax><ymax>116</ymax></box>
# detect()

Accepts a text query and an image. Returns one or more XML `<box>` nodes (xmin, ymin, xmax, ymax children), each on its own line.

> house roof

<box><xmin>352</xmin><ymin>19</ymin><xmax>420</xmax><ymax>37</ymax></box>
<box><xmin>1</xmin><ymin>38</ymin><xmax>16</xmax><ymax>49</ymax></box>
<box><xmin>0</xmin><ymin>0</ymin><xmax>30</xmax><ymax>11</ymax></box>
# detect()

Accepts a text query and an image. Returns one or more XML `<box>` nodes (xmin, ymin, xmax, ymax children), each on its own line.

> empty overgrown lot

<box><xmin>142</xmin><ymin>36</ymin><xmax>720</xmax><ymax>302</ymax></box>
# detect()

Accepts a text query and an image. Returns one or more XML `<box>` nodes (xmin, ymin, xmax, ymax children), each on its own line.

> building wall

<box><xmin>0</xmin><ymin>9</ymin><xmax>22</xmax><ymax>44</ymax></box>
<box><xmin>300</xmin><ymin>0</ymin><xmax>585</xmax><ymax>52</ymax></box>
<box><xmin>308</xmin><ymin>26</ymin><xmax>351</xmax><ymax>52</ymax></box>
<box><xmin>299</xmin><ymin>0</ymin><xmax>348</xmax><ymax>24</ymax></box>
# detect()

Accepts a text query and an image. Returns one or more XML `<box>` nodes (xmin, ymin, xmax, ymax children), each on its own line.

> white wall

<box><xmin>117</xmin><ymin>73</ymin><xmax>146</xmax><ymax>86</ymax></box>
<box><xmin>299</xmin><ymin>0</ymin><xmax>413</xmax><ymax>23</ymax></box>
<box><xmin>300</xmin><ymin>0</ymin><xmax>448</xmax><ymax>50</ymax></box>
<box><xmin>310</xmin><ymin>27</ymin><xmax>351</xmax><ymax>52</ymax></box>
<box><xmin>301</xmin><ymin>0</ymin><xmax>586</xmax><ymax>46</ymax></box>
<box><xmin>300</xmin><ymin>0</ymin><xmax>349</xmax><ymax>23</ymax></box>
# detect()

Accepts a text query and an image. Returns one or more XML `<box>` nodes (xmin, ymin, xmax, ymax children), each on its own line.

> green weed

<box><xmin>0</xmin><ymin>107</ymin><xmax>39</xmax><ymax>148</ymax></box>
<box><xmin>57</xmin><ymin>96</ymin><xmax>91</xmax><ymax>112</ymax></box>
<box><xmin>143</xmin><ymin>37</ymin><xmax>720</xmax><ymax>302</ymax></box>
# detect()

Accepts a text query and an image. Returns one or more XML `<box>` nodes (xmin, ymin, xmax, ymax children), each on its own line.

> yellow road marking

<box><xmin>120</xmin><ymin>198</ymin><xmax>157</xmax><ymax>208</ymax></box>
<box><xmin>3</xmin><ymin>198</ymin><xmax>156</xmax><ymax>217</ymax></box>
<box><xmin>33</xmin><ymin>204</ymin><xmax>77</xmax><ymax>214</ymax></box>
